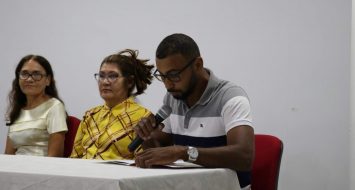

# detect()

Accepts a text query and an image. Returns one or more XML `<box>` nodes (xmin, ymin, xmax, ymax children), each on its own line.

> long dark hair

<box><xmin>6</xmin><ymin>55</ymin><xmax>63</xmax><ymax>126</ymax></box>
<box><xmin>100</xmin><ymin>49</ymin><xmax>154</xmax><ymax>96</ymax></box>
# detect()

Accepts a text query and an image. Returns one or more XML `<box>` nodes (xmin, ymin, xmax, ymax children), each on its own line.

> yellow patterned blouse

<box><xmin>70</xmin><ymin>97</ymin><xmax>151</xmax><ymax>160</ymax></box>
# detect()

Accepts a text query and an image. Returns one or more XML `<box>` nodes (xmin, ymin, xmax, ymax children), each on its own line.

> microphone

<box><xmin>128</xmin><ymin>106</ymin><xmax>172</xmax><ymax>152</ymax></box>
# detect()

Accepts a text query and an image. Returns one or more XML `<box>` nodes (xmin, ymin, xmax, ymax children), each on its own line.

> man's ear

<box><xmin>195</xmin><ymin>57</ymin><xmax>204</xmax><ymax>70</ymax></box>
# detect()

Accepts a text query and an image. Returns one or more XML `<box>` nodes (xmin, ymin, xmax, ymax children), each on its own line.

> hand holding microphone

<box><xmin>128</xmin><ymin>106</ymin><xmax>171</xmax><ymax>152</ymax></box>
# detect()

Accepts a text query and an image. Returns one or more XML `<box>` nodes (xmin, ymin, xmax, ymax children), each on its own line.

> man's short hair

<box><xmin>156</xmin><ymin>33</ymin><xmax>200</xmax><ymax>60</ymax></box>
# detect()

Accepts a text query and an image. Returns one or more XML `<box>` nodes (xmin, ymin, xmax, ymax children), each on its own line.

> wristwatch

<box><xmin>187</xmin><ymin>146</ymin><xmax>198</xmax><ymax>162</ymax></box>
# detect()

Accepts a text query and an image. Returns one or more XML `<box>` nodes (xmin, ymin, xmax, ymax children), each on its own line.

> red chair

<box><xmin>64</xmin><ymin>116</ymin><xmax>81</xmax><ymax>157</ymax></box>
<box><xmin>251</xmin><ymin>134</ymin><xmax>283</xmax><ymax>190</ymax></box>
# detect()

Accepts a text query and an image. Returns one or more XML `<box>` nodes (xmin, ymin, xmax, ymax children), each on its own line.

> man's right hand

<box><xmin>134</xmin><ymin>114</ymin><xmax>161</xmax><ymax>141</ymax></box>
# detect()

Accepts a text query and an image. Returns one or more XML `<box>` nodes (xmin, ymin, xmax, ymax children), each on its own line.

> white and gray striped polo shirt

<box><xmin>161</xmin><ymin>69</ymin><xmax>253</xmax><ymax>146</ymax></box>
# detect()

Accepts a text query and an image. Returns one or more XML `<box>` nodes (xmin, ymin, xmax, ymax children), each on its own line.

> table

<box><xmin>0</xmin><ymin>154</ymin><xmax>240</xmax><ymax>190</ymax></box>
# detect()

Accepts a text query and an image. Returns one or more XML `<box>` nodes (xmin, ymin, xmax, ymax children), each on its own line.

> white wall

<box><xmin>0</xmin><ymin>1</ymin><xmax>351</xmax><ymax>189</ymax></box>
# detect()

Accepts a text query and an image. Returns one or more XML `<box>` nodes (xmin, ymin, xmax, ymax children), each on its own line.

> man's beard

<box><xmin>168</xmin><ymin>72</ymin><xmax>197</xmax><ymax>101</ymax></box>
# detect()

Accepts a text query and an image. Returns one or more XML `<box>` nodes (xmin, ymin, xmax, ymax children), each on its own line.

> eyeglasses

<box><xmin>153</xmin><ymin>57</ymin><xmax>196</xmax><ymax>82</ymax></box>
<box><xmin>19</xmin><ymin>71</ymin><xmax>47</xmax><ymax>81</ymax></box>
<box><xmin>94</xmin><ymin>72</ymin><xmax>123</xmax><ymax>83</ymax></box>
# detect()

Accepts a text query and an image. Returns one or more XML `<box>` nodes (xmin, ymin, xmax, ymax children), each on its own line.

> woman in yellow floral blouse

<box><xmin>70</xmin><ymin>49</ymin><xmax>154</xmax><ymax>160</ymax></box>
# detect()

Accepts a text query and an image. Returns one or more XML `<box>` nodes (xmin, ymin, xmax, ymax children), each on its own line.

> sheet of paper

<box><xmin>102</xmin><ymin>160</ymin><xmax>135</xmax><ymax>166</ymax></box>
<box><xmin>163</xmin><ymin>160</ymin><xmax>203</xmax><ymax>168</ymax></box>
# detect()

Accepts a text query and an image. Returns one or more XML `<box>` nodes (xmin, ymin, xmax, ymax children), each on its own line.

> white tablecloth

<box><xmin>0</xmin><ymin>154</ymin><xmax>240</xmax><ymax>190</ymax></box>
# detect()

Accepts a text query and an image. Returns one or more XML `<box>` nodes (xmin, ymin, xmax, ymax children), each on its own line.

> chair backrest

<box><xmin>251</xmin><ymin>134</ymin><xmax>283</xmax><ymax>190</ymax></box>
<box><xmin>64</xmin><ymin>116</ymin><xmax>81</xmax><ymax>157</ymax></box>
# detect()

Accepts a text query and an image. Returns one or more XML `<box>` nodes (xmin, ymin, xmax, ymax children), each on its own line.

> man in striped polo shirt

<box><xmin>135</xmin><ymin>33</ymin><xmax>254</xmax><ymax>190</ymax></box>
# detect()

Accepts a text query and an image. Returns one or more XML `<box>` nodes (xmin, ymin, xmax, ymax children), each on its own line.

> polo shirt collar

<box><xmin>196</xmin><ymin>68</ymin><xmax>221</xmax><ymax>106</ymax></box>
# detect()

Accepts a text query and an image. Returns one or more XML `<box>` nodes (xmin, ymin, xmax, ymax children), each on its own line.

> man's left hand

<box><xmin>135</xmin><ymin>146</ymin><xmax>186</xmax><ymax>168</ymax></box>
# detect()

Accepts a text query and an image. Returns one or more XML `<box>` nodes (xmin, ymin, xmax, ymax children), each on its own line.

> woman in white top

<box><xmin>5</xmin><ymin>55</ymin><xmax>68</xmax><ymax>157</ymax></box>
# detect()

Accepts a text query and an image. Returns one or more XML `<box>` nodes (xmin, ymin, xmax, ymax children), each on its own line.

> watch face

<box><xmin>188</xmin><ymin>147</ymin><xmax>198</xmax><ymax>161</ymax></box>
